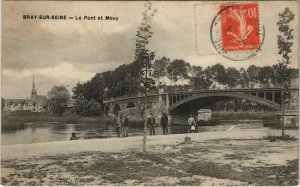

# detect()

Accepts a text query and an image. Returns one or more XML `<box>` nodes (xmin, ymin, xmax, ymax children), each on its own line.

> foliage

<box><xmin>167</xmin><ymin>59</ymin><xmax>190</xmax><ymax>84</ymax></box>
<box><xmin>209</xmin><ymin>63</ymin><xmax>226</xmax><ymax>86</ymax></box>
<box><xmin>225</xmin><ymin>67</ymin><xmax>240</xmax><ymax>88</ymax></box>
<box><xmin>189</xmin><ymin>65</ymin><xmax>202</xmax><ymax>86</ymax></box>
<box><xmin>276</xmin><ymin>8</ymin><xmax>295</xmax><ymax>136</ymax></box>
<box><xmin>153</xmin><ymin>57</ymin><xmax>170</xmax><ymax>87</ymax></box>
<box><xmin>189</xmin><ymin>66</ymin><xmax>213</xmax><ymax>89</ymax></box>
<box><xmin>1</xmin><ymin>97</ymin><xmax>5</xmax><ymax>110</ymax></box>
<box><xmin>74</xmin><ymin>94</ymin><xmax>102</xmax><ymax>117</ymax></box>
<box><xmin>239</xmin><ymin>68</ymin><xmax>250</xmax><ymax>88</ymax></box>
<box><xmin>262</xmin><ymin>133</ymin><xmax>297</xmax><ymax>142</ymax></box>
<box><xmin>85</xmin><ymin>99</ymin><xmax>102</xmax><ymax>117</ymax></box>
<box><xmin>258</xmin><ymin>66</ymin><xmax>275</xmax><ymax>87</ymax></box>
<box><xmin>48</xmin><ymin>85</ymin><xmax>70</xmax><ymax>117</ymax></box>
<box><xmin>133</xmin><ymin>2</ymin><xmax>157</xmax><ymax>92</ymax></box>
<box><xmin>276</xmin><ymin>7</ymin><xmax>295</xmax><ymax>90</ymax></box>
<box><xmin>247</xmin><ymin>65</ymin><xmax>260</xmax><ymax>88</ymax></box>
<box><xmin>74</xmin><ymin>94</ymin><xmax>87</xmax><ymax>115</ymax></box>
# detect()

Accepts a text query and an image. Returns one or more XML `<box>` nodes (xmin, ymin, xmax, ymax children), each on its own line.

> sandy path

<box><xmin>1</xmin><ymin>128</ymin><xmax>298</xmax><ymax>160</ymax></box>
<box><xmin>226</xmin><ymin>125</ymin><xmax>238</xmax><ymax>131</ymax></box>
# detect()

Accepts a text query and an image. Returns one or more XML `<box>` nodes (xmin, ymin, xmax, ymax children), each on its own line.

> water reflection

<box><xmin>1</xmin><ymin>121</ymin><xmax>264</xmax><ymax>145</ymax></box>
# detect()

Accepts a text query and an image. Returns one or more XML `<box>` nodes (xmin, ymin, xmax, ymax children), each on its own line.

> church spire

<box><xmin>31</xmin><ymin>72</ymin><xmax>37</xmax><ymax>99</ymax></box>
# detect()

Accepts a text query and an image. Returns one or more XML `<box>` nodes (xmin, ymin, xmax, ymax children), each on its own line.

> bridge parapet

<box><xmin>167</xmin><ymin>87</ymin><xmax>283</xmax><ymax>94</ymax></box>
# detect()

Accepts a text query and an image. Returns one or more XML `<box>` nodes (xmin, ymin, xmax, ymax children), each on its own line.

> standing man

<box><xmin>161</xmin><ymin>113</ymin><xmax>169</xmax><ymax>134</ymax></box>
<box><xmin>116</xmin><ymin>113</ymin><xmax>122</xmax><ymax>137</ymax></box>
<box><xmin>187</xmin><ymin>114</ymin><xmax>196</xmax><ymax>133</ymax></box>
<box><xmin>147</xmin><ymin>113</ymin><xmax>156</xmax><ymax>136</ymax></box>
<box><xmin>123</xmin><ymin>114</ymin><xmax>129</xmax><ymax>137</ymax></box>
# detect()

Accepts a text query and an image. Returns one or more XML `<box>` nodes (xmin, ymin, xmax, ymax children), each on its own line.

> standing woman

<box><xmin>116</xmin><ymin>113</ymin><xmax>122</xmax><ymax>137</ymax></box>
<box><xmin>123</xmin><ymin>114</ymin><xmax>129</xmax><ymax>137</ymax></box>
<box><xmin>187</xmin><ymin>114</ymin><xmax>196</xmax><ymax>133</ymax></box>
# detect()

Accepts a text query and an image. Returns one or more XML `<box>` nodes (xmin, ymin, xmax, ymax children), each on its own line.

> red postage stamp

<box><xmin>220</xmin><ymin>3</ymin><xmax>260</xmax><ymax>51</ymax></box>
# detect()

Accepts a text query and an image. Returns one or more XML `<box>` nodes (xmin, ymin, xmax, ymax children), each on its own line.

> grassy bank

<box><xmin>212</xmin><ymin>112</ymin><xmax>276</xmax><ymax>120</ymax></box>
<box><xmin>171</xmin><ymin>112</ymin><xmax>276</xmax><ymax>125</ymax></box>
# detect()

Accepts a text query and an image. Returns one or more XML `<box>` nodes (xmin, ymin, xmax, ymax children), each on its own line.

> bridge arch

<box><xmin>168</xmin><ymin>92</ymin><xmax>280</xmax><ymax>114</ymax></box>
<box><xmin>127</xmin><ymin>102</ymin><xmax>135</xmax><ymax>108</ymax></box>
<box><xmin>104</xmin><ymin>106</ymin><xmax>110</xmax><ymax>116</ymax></box>
<box><xmin>113</xmin><ymin>104</ymin><xmax>121</xmax><ymax>115</ymax></box>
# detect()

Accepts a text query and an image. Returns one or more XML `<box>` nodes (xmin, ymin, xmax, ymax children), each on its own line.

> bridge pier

<box><xmin>166</xmin><ymin>94</ymin><xmax>170</xmax><ymax>109</ymax></box>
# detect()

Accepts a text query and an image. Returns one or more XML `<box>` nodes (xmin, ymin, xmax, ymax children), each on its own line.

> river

<box><xmin>1</xmin><ymin>121</ymin><xmax>265</xmax><ymax>145</ymax></box>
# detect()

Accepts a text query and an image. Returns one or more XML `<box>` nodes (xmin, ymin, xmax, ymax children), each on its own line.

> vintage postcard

<box><xmin>1</xmin><ymin>0</ymin><xmax>299</xmax><ymax>186</ymax></box>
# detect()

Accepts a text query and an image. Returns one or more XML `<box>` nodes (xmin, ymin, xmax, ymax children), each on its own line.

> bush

<box><xmin>262</xmin><ymin>133</ymin><xmax>297</xmax><ymax>142</ymax></box>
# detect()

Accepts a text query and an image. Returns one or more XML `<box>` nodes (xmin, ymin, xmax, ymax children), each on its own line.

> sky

<box><xmin>2</xmin><ymin>1</ymin><xmax>299</xmax><ymax>99</ymax></box>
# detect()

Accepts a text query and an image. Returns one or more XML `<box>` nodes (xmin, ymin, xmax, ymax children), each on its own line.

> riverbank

<box><xmin>2</xmin><ymin>110</ymin><xmax>278</xmax><ymax>128</ymax></box>
<box><xmin>1</xmin><ymin>111</ymin><xmax>114</xmax><ymax>127</ymax></box>
<box><xmin>171</xmin><ymin>112</ymin><xmax>277</xmax><ymax>125</ymax></box>
<box><xmin>1</xmin><ymin>127</ymin><xmax>298</xmax><ymax>185</ymax></box>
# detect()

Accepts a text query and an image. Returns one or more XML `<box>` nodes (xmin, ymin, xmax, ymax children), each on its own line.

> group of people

<box><xmin>115</xmin><ymin>112</ymin><xmax>169</xmax><ymax>137</ymax></box>
<box><xmin>147</xmin><ymin>113</ymin><xmax>169</xmax><ymax>135</ymax></box>
<box><xmin>71</xmin><ymin>113</ymin><xmax>197</xmax><ymax>141</ymax></box>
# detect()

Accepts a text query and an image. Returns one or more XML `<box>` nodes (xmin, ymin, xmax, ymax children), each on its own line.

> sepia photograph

<box><xmin>1</xmin><ymin>0</ymin><xmax>299</xmax><ymax>186</ymax></box>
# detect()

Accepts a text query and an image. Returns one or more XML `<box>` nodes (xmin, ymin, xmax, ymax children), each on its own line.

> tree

<box><xmin>153</xmin><ymin>57</ymin><xmax>170</xmax><ymax>88</ymax></box>
<box><xmin>276</xmin><ymin>8</ymin><xmax>295</xmax><ymax>136</ymax></box>
<box><xmin>189</xmin><ymin>65</ymin><xmax>202</xmax><ymax>87</ymax></box>
<box><xmin>239</xmin><ymin>68</ymin><xmax>250</xmax><ymax>88</ymax></box>
<box><xmin>247</xmin><ymin>65</ymin><xmax>260</xmax><ymax>88</ymax></box>
<box><xmin>74</xmin><ymin>94</ymin><xmax>88</xmax><ymax>115</ymax></box>
<box><xmin>85</xmin><ymin>99</ymin><xmax>102</xmax><ymax>117</ymax></box>
<box><xmin>258</xmin><ymin>66</ymin><xmax>275</xmax><ymax>87</ymax></box>
<box><xmin>133</xmin><ymin>2</ymin><xmax>157</xmax><ymax>92</ymax></box>
<box><xmin>190</xmin><ymin>66</ymin><xmax>213</xmax><ymax>90</ymax></box>
<box><xmin>133</xmin><ymin>2</ymin><xmax>157</xmax><ymax>153</ymax></box>
<box><xmin>210</xmin><ymin>64</ymin><xmax>226</xmax><ymax>87</ymax></box>
<box><xmin>225</xmin><ymin>67</ymin><xmax>240</xmax><ymax>88</ymax></box>
<box><xmin>48</xmin><ymin>85</ymin><xmax>70</xmax><ymax>117</ymax></box>
<box><xmin>1</xmin><ymin>97</ymin><xmax>5</xmax><ymax>110</ymax></box>
<box><xmin>167</xmin><ymin>59</ymin><xmax>190</xmax><ymax>85</ymax></box>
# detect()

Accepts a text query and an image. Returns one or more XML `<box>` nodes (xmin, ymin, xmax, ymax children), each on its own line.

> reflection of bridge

<box><xmin>103</xmin><ymin>86</ymin><xmax>298</xmax><ymax>117</ymax></box>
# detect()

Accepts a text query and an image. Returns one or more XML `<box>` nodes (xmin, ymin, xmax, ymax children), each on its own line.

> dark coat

<box><xmin>123</xmin><ymin>116</ymin><xmax>129</xmax><ymax>127</ymax></box>
<box><xmin>147</xmin><ymin>116</ymin><xmax>156</xmax><ymax>127</ymax></box>
<box><xmin>161</xmin><ymin>115</ymin><xmax>168</xmax><ymax>125</ymax></box>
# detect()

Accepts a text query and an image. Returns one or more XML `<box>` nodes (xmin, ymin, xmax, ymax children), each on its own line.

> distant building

<box><xmin>3</xmin><ymin>73</ymin><xmax>48</xmax><ymax>112</ymax></box>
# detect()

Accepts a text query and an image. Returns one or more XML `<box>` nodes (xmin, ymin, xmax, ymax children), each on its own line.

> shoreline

<box><xmin>1</xmin><ymin>128</ymin><xmax>298</xmax><ymax>160</ymax></box>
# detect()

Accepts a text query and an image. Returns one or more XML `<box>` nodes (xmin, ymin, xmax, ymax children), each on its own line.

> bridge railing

<box><xmin>103</xmin><ymin>86</ymin><xmax>285</xmax><ymax>103</ymax></box>
<box><xmin>165</xmin><ymin>86</ymin><xmax>284</xmax><ymax>94</ymax></box>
